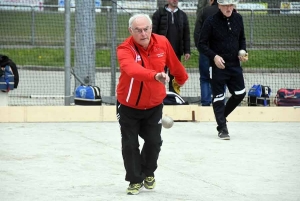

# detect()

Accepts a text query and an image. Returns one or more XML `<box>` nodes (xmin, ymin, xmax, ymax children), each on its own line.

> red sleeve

<box><xmin>117</xmin><ymin>45</ymin><xmax>157</xmax><ymax>82</ymax></box>
<box><xmin>165</xmin><ymin>40</ymin><xmax>188</xmax><ymax>85</ymax></box>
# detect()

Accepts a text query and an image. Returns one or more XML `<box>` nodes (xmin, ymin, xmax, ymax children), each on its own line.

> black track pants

<box><xmin>211</xmin><ymin>66</ymin><xmax>246</xmax><ymax>127</ymax></box>
<box><xmin>116</xmin><ymin>102</ymin><xmax>163</xmax><ymax>183</ymax></box>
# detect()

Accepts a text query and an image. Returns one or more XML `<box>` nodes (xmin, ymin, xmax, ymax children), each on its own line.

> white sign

<box><xmin>117</xmin><ymin>1</ymin><xmax>157</xmax><ymax>14</ymax></box>
<box><xmin>178</xmin><ymin>2</ymin><xmax>268</xmax><ymax>11</ymax></box>
<box><xmin>280</xmin><ymin>2</ymin><xmax>300</xmax><ymax>14</ymax></box>
<box><xmin>178</xmin><ymin>1</ymin><xmax>197</xmax><ymax>12</ymax></box>
<box><xmin>58</xmin><ymin>0</ymin><xmax>101</xmax><ymax>12</ymax></box>
<box><xmin>236</xmin><ymin>3</ymin><xmax>268</xmax><ymax>10</ymax></box>
<box><xmin>0</xmin><ymin>0</ymin><xmax>44</xmax><ymax>11</ymax></box>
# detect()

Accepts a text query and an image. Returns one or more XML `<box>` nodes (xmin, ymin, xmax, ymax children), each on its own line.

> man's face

<box><xmin>218</xmin><ymin>4</ymin><xmax>234</xmax><ymax>17</ymax></box>
<box><xmin>128</xmin><ymin>17</ymin><xmax>152</xmax><ymax>48</ymax></box>
<box><xmin>168</xmin><ymin>0</ymin><xmax>179</xmax><ymax>7</ymax></box>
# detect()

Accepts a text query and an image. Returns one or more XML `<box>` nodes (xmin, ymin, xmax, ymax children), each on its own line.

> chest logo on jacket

<box><xmin>156</xmin><ymin>53</ymin><xmax>164</xmax><ymax>58</ymax></box>
<box><xmin>136</xmin><ymin>55</ymin><xmax>141</xmax><ymax>62</ymax></box>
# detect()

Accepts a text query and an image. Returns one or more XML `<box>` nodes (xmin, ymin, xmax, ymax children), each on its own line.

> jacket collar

<box><xmin>217</xmin><ymin>9</ymin><xmax>232</xmax><ymax>20</ymax></box>
<box><xmin>165</xmin><ymin>5</ymin><xmax>178</xmax><ymax>13</ymax></box>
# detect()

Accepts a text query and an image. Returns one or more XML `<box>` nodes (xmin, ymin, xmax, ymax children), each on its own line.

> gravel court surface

<box><xmin>1</xmin><ymin>122</ymin><xmax>300</xmax><ymax>201</ymax></box>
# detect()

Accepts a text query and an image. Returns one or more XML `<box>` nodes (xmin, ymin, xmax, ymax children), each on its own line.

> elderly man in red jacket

<box><xmin>116</xmin><ymin>13</ymin><xmax>188</xmax><ymax>195</ymax></box>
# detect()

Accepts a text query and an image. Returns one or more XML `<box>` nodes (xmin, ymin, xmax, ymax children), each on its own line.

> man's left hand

<box><xmin>184</xmin><ymin>53</ymin><xmax>191</xmax><ymax>61</ymax></box>
<box><xmin>239</xmin><ymin>53</ymin><xmax>248</xmax><ymax>62</ymax></box>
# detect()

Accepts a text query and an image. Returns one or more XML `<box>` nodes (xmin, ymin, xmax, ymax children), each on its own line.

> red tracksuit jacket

<box><xmin>117</xmin><ymin>33</ymin><xmax>188</xmax><ymax>110</ymax></box>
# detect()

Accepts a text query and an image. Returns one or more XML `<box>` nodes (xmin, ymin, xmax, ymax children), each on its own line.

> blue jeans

<box><xmin>199</xmin><ymin>54</ymin><xmax>212</xmax><ymax>106</ymax></box>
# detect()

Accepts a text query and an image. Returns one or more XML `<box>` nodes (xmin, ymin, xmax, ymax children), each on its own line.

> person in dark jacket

<box><xmin>198</xmin><ymin>0</ymin><xmax>248</xmax><ymax>140</ymax></box>
<box><xmin>194</xmin><ymin>0</ymin><xmax>218</xmax><ymax>106</ymax></box>
<box><xmin>196</xmin><ymin>0</ymin><xmax>211</xmax><ymax>16</ymax></box>
<box><xmin>152</xmin><ymin>0</ymin><xmax>190</xmax><ymax>94</ymax></box>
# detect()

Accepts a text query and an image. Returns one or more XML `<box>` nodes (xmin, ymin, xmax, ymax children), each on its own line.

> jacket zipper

<box><xmin>134</xmin><ymin>44</ymin><xmax>145</xmax><ymax>106</ymax></box>
<box><xmin>135</xmin><ymin>82</ymin><xmax>143</xmax><ymax>106</ymax></box>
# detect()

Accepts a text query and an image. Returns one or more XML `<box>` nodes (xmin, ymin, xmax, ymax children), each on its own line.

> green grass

<box><xmin>0</xmin><ymin>11</ymin><xmax>299</xmax><ymax>46</ymax></box>
<box><xmin>243</xmin><ymin>50</ymin><xmax>300</xmax><ymax>68</ymax></box>
<box><xmin>2</xmin><ymin>48</ymin><xmax>300</xmax><ymax>68</ymax></box>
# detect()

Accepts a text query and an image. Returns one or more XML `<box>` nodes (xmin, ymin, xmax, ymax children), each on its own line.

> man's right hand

<box><xmin>214</xmin><ymin>55</ymin><xmax>225</xmax><ymax>69</ymax></box>
<box><xmin>155</xmin><ymin>72</ymin><xmax>170</xmax><ymax>84</ymax></box>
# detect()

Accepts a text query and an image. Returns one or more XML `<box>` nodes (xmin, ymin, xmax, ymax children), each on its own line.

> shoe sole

<box><xmin>127</xmin><ymin>188</ymin><xmax>142</xmax><ymax>195</ymax></box>
<box><xmin>126</xmin><ymin>186</ymin><xmax>143</xmax><ymax>195</ymax></box>
<box><xmin>127</xmin><ymin>191</ymin><xmax>139</xmax><ymax>195</ymax></box>
<box><xmin>144</xmin><ymin>183</ymin><xmax>156</xmax><ymax>190</ymax></box>
<box><xmin>219</xmin><ymin>136</ymin><xmax>230</xmax><ymax>140</ymax></box>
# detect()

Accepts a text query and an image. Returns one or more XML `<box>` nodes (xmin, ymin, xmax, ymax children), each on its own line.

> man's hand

<box><xmin>184</xmin><ymin>53</ymin><xmax>191</xmax><ymax>61</ymax></box>
<box><xmin>238</xmin><ymin>53</ymin><xmax>248</xmax><ymax>62</ymax></box>
<box><xmin>214</xmin><ymin>55</ymin><xmax>225</xmax><ymax>69</ymax></box>
<box><xmin>155</xmin><ymin>72</ymin><xmax>170</xmax><ymax>84</ymax></box>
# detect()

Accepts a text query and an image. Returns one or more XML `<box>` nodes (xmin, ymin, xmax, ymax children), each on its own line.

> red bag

<box><xmin>274</xmin><ymin>88</ymin><xmax>300</xmax><ymax>106</ymax></box>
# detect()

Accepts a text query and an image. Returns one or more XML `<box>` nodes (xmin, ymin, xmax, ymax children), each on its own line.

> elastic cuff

<box><xmin>154</xmin><ymin>73</ymin><xmax>158</xmax><ymax>81</ymax></box>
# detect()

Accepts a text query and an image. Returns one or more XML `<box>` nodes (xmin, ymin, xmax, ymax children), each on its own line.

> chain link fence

<box><xmin>0</xmin><ymin>1</ymin><xmax>299</xmax><ymax>106</ymax></box>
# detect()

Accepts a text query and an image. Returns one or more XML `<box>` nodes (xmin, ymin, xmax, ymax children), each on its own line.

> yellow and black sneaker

<box><xmin>126</xmin><ymin>183</ymin><xmax>143</xmax><ymax>195</ymax></box>
<box><xmin>144</xmin><ymin>176</ymin><xmax>156</xmax><ymax>190</ymax></box>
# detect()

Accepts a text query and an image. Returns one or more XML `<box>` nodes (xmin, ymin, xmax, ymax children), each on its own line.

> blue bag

<box><xmin>74</xmin><ymin>85</ymin><xmax>102</xmax><ymax>105</ymax></box>
<box><xmin>0</xmin><ymin>65</ymin><xmax>14</xmax><ymax>92</ymax></box>
<box><xmin>0</xmin><ymin>55</ymin><xmax>19</xmax><ymax>88</ymax></box>
<box><xmin>248</xmin><ymin>84</ymin><xmax>271</xmax><ymax>98</ymax></box>
<box><xmin>247</xmin><ymin>84</ymin><xmax>271</xmax><ymax>106</ymax></box>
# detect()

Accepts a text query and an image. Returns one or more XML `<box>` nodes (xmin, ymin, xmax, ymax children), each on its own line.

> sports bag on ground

<box><xmin>163</xmin><ymin>91</ymin><xmax>189</xmax><ymax>105</ymax></box>
<box><xmin>274</xmin><ymin>88</ymin><xmax>300</xmax><ymax>106</ymax></box>
<box><xmin>0</xmin><ymin>54</ymin><xmax>19</xmax><ymax>89</ymax></box>
<box><xmin>0</xmin><ymin>65</ymin><xmax>14</xmax><ymax>92</ymax></box>
<box><xmin>74</xmin><ymin>85</ymin><xmax>102</xmax><ymax>105</ymax></box>
<box><xmin>247</xmin><ymin>84</ymin><xmax>271</xmax><ymax>106</ymax></box>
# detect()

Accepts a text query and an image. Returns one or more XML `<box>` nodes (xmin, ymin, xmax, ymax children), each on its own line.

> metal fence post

<box><xmin>250</xmin><ymin>10</ymin><xmax>254</xmax><ymax>48</ymax></box>
<box><xmin>106</xmin><ymin>7</ymin><xmax>111</xmax><ymax>48</ymax></box>
<box><xmin>110</xmin><ymin>2</ymin><xmax>117</xmax><ymax>97</ymax></box>
<box><xmin>74</xmin><ymin>0</ymin><xmax>96</xmax><ymax>87</ymax></box>
<box><xmin>31</xmin><ymin>6</ymin><xmax>35</xmax><ymax>46</ymax></box>
<box><xmin>64</xmin><ymin>0</ymin><xmax>71</xmax><ymax>105</ymax></box>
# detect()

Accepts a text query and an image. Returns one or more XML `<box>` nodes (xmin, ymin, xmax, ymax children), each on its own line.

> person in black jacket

<box><xmin>198</xmin><ymin>0</ymin><xmax>248</xmax><ymax>140</ymax></box>
<box><xmin>194</xmin><ymin>0</ymin><xmax>218</xmax><ymax>106</ymax></box>
<box><xmin>152</xmin><ymin>0</ymin><xmax>190</xmax><ymax>94</ymax></box>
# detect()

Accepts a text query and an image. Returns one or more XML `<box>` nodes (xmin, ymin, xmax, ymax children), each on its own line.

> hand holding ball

<box><xmin>238</xmin><ymin>49</ymin><xmax>248</xmax><ymax>62</ymax></box>
<box><xmin>162</xmin><ymin>116</ymin><xmax>174</xmax><ymax>129</ymax></box>
<box><xmin>238</xmin><ymin>49</ymin><xmax>246</xmax><ymax>56</ymax></box>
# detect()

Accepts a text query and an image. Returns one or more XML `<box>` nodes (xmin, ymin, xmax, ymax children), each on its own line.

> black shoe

<box><xmin>217</xmin><ymin>126</ymin><xmax>230</xmax><ymax>140</ymax></box>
